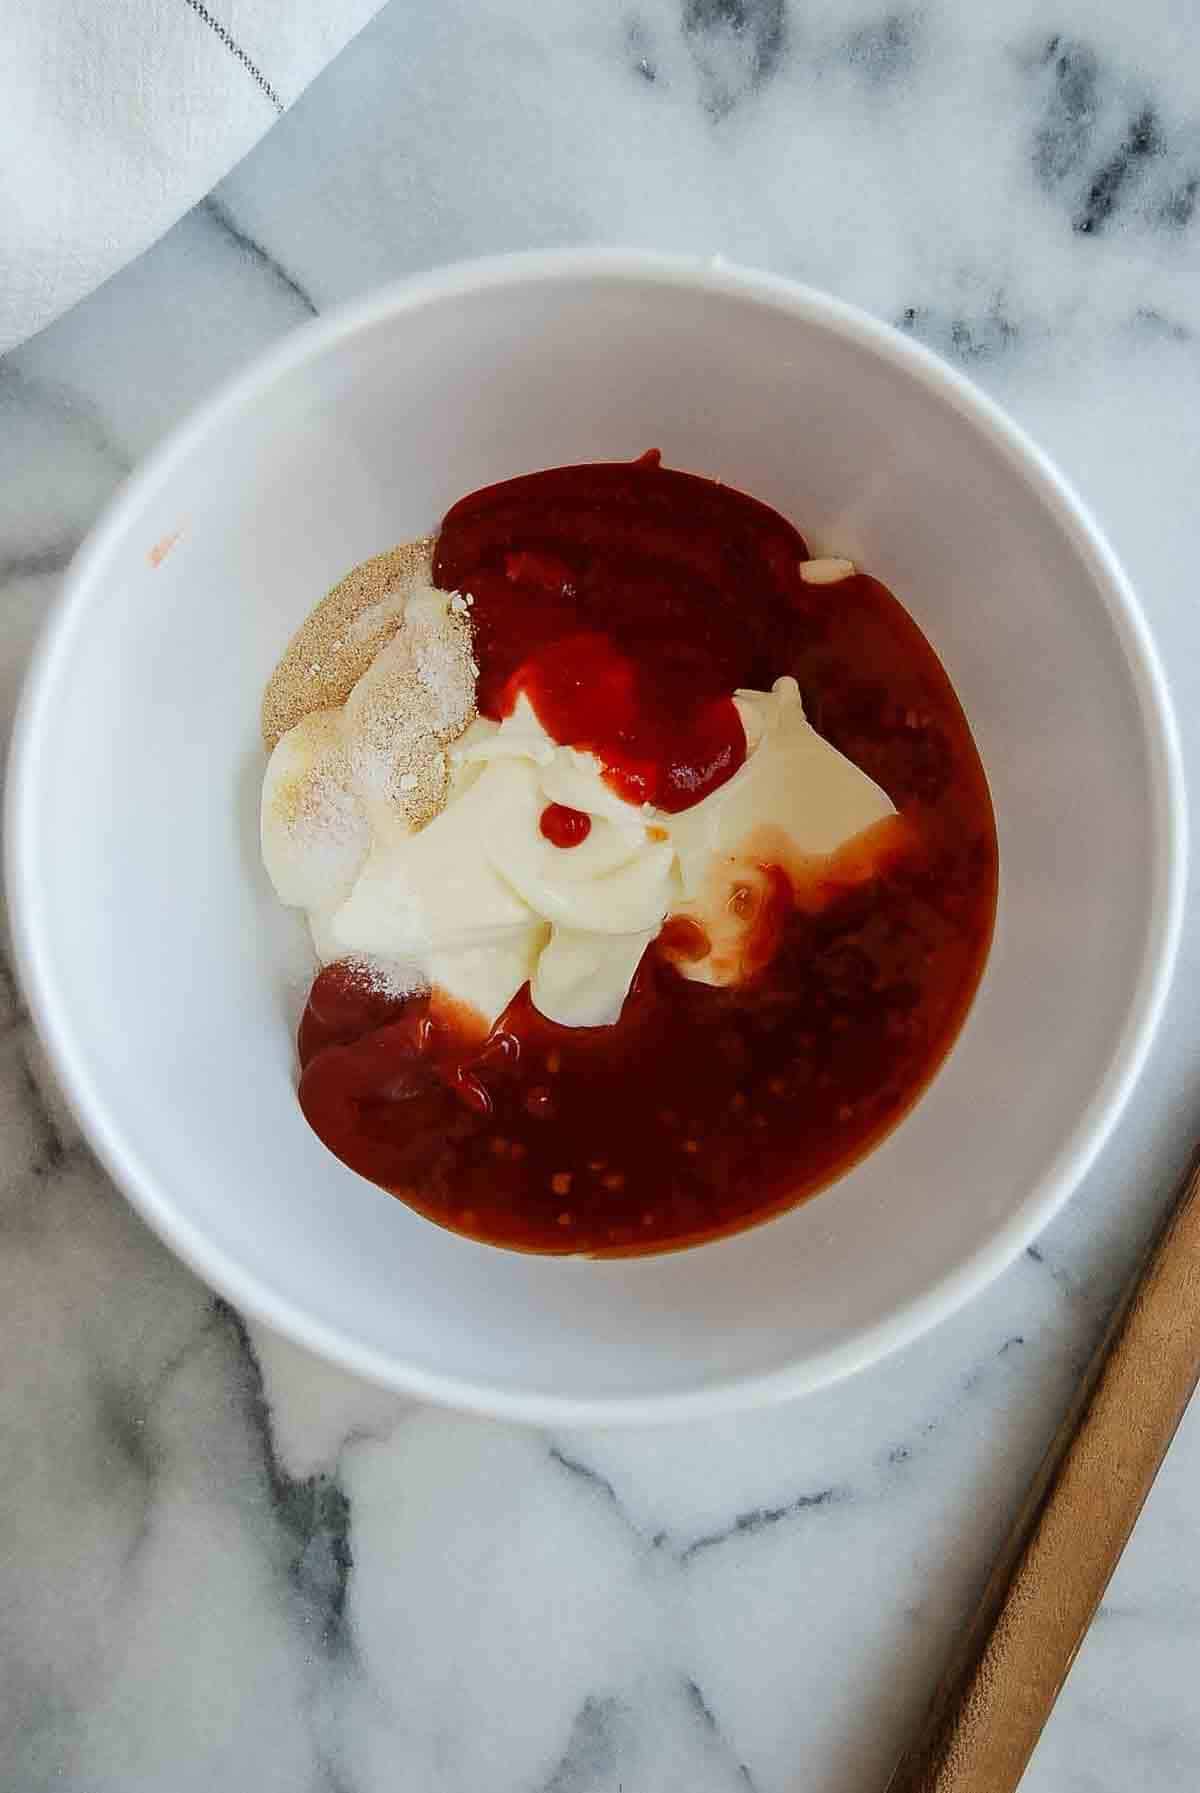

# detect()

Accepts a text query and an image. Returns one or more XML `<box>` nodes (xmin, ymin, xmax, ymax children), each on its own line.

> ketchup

<box><xmin>433</xmin><ymin>451</ymin><xmax>805</xmax><ymax>812</ymax></box>
<box><xmin>296</xmin><ymin>457</ymin><xmax>998</xmax><ymax>1256</ymax></box>
<box><xmin>539</xmin><ymin>803</ymin><xmax>591</xmax><ymax>848</ymax></box>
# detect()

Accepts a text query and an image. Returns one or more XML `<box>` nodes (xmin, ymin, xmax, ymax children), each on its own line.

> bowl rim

<box><xmin>6</xmin><ymin>247</ymin><xmax>1187</xmax><ymax>1426</ymax></box>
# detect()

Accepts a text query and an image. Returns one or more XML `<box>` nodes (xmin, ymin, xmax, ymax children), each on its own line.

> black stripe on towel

<box><xmin>180</xmin><ymin>0</ymin><xmax>285</xmax><ymax>113</ymax></box>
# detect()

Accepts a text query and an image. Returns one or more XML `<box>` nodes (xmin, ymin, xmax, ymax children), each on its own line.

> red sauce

<box><xmin>433</xmin><ymin>449</ymin><xmax>804</xmax><ymax>812</ymax></box>
<box><xmin>297</xmin><ymin>457</ymin><xmax>998</xmax><ymax>1256</ymax></box>
<box><xmin>539</xmin><ymin>803</ymin><xmax>591</xmax><ymax>848</ymax></box>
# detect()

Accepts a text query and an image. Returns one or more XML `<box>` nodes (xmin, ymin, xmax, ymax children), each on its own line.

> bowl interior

<box><xmin>11</xmin><ymin>260</ymin><xmax>1178</xmax><ymax>1419</ymax></box>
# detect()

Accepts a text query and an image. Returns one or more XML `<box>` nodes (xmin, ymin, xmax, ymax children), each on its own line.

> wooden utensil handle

<box><xmin>887</xmin><ymin>1154</ymin><xmax>1200</xmax><ymax>1793</ymax></box>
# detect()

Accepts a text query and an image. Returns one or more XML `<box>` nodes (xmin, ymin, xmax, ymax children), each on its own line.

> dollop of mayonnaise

<box><xmin>665</xmin><ymin>676</ymin><xmax>897</xmax><ymax>985</ymax></box>
<box><xmin>322</xmin><ymin>697</ymin><xmax>678</xmax><ymax>1027</ymax></box>
<box><xmin>263</xmin><ymin>674</ymin><xmax>894</xmax><ymax>1030</ymax></box>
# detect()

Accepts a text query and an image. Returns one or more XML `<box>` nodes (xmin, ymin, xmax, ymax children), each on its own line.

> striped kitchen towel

<box><xmin>0</xmin><ymin>0</ymin><xmax>384</xmax><ymax>354</ymax></box>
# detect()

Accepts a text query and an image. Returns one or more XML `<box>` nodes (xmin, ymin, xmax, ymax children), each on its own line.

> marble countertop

<box><xmin>5</xmin><ymin>3</ymin><xmax>1200</xmax><ymax>1788</ymax></box>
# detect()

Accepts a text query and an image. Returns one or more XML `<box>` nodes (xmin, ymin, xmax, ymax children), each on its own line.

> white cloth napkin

<box><xmin>0</xmin><ymin>0</ymin><xmax>385</xmax><ymax>354</ymax></box>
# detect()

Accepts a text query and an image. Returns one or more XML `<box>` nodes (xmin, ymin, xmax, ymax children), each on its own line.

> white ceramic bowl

<box><xmin>8</xmin><ymin>251</ymin><xmax>1184</xmax><ymax>1425</ymax></box>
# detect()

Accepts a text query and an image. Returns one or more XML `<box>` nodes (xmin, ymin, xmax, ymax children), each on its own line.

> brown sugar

<box><xmin>261</xmin><ymin>536</ymin><xmax>438</xmax><ymax>751</ymax></box>
<box><xmin>341</xmin><ymin>588</ymin><xmax>477</xmax><ymax>829</ymax></box>
<box><xmin>261</xmin><ymin>535</ymin><xmax>478</xmax><ymax>835</ymax></box>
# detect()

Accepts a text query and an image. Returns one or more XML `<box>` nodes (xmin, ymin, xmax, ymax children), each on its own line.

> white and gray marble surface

<box><xmin>5</xmin><ymin>3</ymin><xmax>1200</xmax><ymax>1788</ymax></box>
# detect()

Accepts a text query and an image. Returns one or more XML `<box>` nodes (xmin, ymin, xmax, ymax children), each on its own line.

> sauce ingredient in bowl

<box><xmin>262</xmin><ymin>454</ymin><xmax>997</xmax><ymax>1255</ymax></box>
